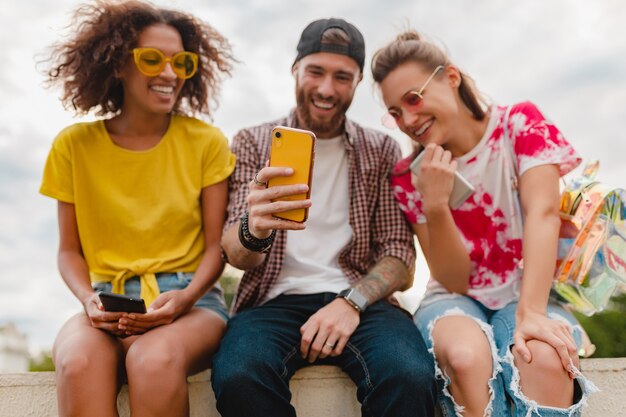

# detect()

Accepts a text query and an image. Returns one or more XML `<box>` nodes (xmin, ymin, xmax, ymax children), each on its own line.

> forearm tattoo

<box><xmin>354</xmin><ymin>256</ymin><xmax>410</xmax><ymax>303</ymax></box>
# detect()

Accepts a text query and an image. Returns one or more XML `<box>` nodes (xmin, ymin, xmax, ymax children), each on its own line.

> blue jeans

<box><xmin>211</xmin><ymin>293</ymin><xmax>437</xmax><ymax>417</ymax></box>
<box><xmin>415</xmin><ymin>294</ymin><xmax>597</xmax><ymax>417</ymax></box>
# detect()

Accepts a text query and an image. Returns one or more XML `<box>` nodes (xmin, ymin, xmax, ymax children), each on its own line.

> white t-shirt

<box><xmin>391</xmin><ymin>102</ymin><xmax>581</xmax><ymax>309</ymax></box>
<box><xmin>263</xmin><ymin>135</ymin><xmax>352</xmax><ymax>302</ymax></box>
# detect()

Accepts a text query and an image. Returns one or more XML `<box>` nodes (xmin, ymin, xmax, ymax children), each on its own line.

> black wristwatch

<box><xmin>336</xmin><ymin>288</ymin><xmax>369</xmax><ymax>313</ymax></box>
<box><xmin>238</xmin><ymin>212</ymin><xmax>276</xmax><ymax>253</ymax></box>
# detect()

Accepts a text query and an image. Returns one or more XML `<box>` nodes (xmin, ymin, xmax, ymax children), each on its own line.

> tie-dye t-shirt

<box><xmin>392</xmin><ymin>102</ymin><xmax>581</xmax><ymax>309</ymax></box>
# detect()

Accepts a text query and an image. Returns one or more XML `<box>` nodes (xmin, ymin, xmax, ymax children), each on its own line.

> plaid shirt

<box><xmin>225</xmin><ymin>111</ymin><xmax>416</xmax><ymax>312</ymax></box>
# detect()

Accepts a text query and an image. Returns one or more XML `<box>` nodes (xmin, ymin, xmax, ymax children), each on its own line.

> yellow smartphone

<box><xmin>267</xmin><ymin>126</ymin><xmax>316</xmax><ymax>223</ymax></box>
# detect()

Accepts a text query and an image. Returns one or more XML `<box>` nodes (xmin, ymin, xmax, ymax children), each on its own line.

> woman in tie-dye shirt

<box><xmin>371</xmin><ymin>30</ymin><xmax>597</xmax><ymax>417</ymax></box>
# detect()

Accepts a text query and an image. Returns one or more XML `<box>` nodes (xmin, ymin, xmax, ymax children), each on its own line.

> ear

<box><xmin>116</xmin><ymin>58</ymin><xmax>132</xmax><ymax>81</ymax></box>
<box><xmin>291</xmin><ymin>62</ymin><xmax>299</xmax><ymax>77</ymax></box>
<box><xmin>444</xmin><ymin>65</ymin><xmax>462</xmax><ymax>89</ymax></box>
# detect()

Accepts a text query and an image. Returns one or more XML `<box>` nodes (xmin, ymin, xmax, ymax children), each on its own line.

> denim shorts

<box><xmin>414</xmin><ymin>294</ymin><xmax>597</xmax><ymax>417</ymax></box>
<box><xmin>92</xmin><ymin>272</ymin><xmax>229</xmax><ymax>323</ymax></box>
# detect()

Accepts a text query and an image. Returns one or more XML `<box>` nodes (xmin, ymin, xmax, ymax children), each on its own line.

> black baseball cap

<box><xmin>294</xmin><ymin>18</ymin><xmax>365</xmax><ymax>71</ymax></box>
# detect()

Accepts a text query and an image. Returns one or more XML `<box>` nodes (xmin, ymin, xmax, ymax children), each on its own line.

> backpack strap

<box><xmin>502</xmin><ymin>105</ymin><xmax>518</xmax><ymax>189</ymax></box>
<box><xmin>501</xmin><ymin>106</ymin><xmax>524</xmax><ymax>229</ymax></box>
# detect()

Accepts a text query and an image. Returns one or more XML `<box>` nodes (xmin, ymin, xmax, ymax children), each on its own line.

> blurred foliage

<box><xmin>219</xmin><ymin>273</ymin><xmax>241</xmax><ymax>310</ymax></box>
<box><xmin>29</xmin><ymin>351</ymin><xmax>55</xmax><ymax>372</ymax></box>
<box><xmin>575</xmin><ymin>293</ymin><xmax>626</xmax><ymax>358</ymax></box>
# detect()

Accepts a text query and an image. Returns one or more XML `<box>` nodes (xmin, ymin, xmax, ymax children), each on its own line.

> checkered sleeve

<box><xmin>370</xmin><ymin>136</ymin><xmax>417</xmax><ymax>280</ymax></box>
<box><xmin>224</xmin><ymin>120</ymin><xmax>288</xmax><ymax>312</ymax></box>
<box><xmin>224</xmin><ymin>128</ymin><xmax>264</xmax><ymax>231</ymax></box>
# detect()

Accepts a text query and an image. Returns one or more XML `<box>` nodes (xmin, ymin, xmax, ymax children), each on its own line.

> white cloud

<box><xmin>1</xmin><ymin>0</ymin><xmax>625</xmax><ymax>350</ymax></box>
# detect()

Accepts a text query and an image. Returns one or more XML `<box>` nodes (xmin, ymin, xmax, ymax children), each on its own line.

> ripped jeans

<box><xmin>414</xmin><ymin>294</ymin><xmax>597</xmax><ymax>417</ymax></box>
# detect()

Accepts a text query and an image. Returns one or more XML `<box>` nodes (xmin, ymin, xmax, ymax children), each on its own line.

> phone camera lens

<box><xmin>275</xmin><ymin>131</ymin><xmax>282</xmax><ymax>138</ymax></box>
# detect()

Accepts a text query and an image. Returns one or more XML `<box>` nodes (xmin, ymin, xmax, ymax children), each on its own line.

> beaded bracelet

<box><xmin>238</xmin><ymin>212</ymin><xmax>276</xmax><ymax>253</ymax></box>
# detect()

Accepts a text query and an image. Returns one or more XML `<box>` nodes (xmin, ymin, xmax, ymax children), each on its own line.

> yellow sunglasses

<box><xmin>131</xmin><ymin>47</ymin><xmax>198</xmax><ymax>80</ymax></box>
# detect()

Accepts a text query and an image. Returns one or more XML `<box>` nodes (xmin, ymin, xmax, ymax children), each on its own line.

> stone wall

<box><xmin>0</xmin><ymin>358</ymin><xmax>624</xmax><ymax>416</ymax></box>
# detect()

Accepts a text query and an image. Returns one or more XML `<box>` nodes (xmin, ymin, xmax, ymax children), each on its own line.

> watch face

<box><xmin>340</xmin><ymin>288</ymin><xmax>368</xmax><ymax>311</ymax></box>
<box><xmin>349</xmin><ymin>289</ymin><xmax>368</xmax><ymax>310</ymax></box>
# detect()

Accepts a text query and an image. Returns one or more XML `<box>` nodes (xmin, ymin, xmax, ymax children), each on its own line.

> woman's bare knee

<box><xmin>513</xmin><ymin>340</ymin><xmax>574</xmax><ymax>407</ymax></box>
<box><xmin>53</xmin><ymin>315</ymin><xmax>122</xmax><ymax>380</ymax></box>
<box><xmin>430</xmin><ymin>315</ymin><xmax>496</xmax><ymax>415</ymax></box>
<box><xmin>125</xmin><ymin>310</ymin><xmax>225</xmax><ymax>383</ymax></box>
<box><xmin>432</xmin><ymin>316</ymin><xmax>493</xmax><ymax>378</ymax></box>
<box><xmin>443</xmin><ymin>343</ymin><xmax>493</xmax><ymax>378</ymax></box>
<box><xmin>514</xmin><ymin>340</ymin><xmax>568</xmax><ymax>377</ymax></box>
<box><xmin>125</xmin><ymin>338</ymin><xmax>184</xmax><ymax>380</ymax></box>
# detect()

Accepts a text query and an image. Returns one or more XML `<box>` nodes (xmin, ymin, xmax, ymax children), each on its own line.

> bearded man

<box><xmin>211</xmin><ymin>18</ymin><xmax>437</xmax><ymax>417</ymax></box>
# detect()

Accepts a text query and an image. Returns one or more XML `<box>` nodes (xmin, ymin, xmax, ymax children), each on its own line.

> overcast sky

<box><xmin>1</xmin><ymin>0</ymin><xmax>625</xmax><ymax>351</ymax></box>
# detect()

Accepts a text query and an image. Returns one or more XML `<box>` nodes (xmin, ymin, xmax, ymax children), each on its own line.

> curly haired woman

<box><xmin>40</xmin><ymin>1</ymin><xmax>235</xmax><ymax>416</ymax></box>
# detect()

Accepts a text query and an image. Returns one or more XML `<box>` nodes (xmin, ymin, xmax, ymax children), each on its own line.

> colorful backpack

<box><xmin>504</xmin><ymin>106</ymin><xmax>626</xmax><ymax>315</ymax></box>
<box><xmin>554</xmin><ymin>161</ymin><xmax>626</xmax><ymax>315</ymax></box>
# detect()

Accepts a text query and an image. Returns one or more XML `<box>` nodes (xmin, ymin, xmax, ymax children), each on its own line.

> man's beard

<box><xmin>295</xmin><ymin>87</ymin><xmax>352</xmax><ymax>137</ymax></box>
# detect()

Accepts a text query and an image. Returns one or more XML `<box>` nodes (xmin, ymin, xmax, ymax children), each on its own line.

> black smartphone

<box><xmin>98</xmin><ymin>292</ymin><xmax>146</xmax><ymax>313</ymax></box>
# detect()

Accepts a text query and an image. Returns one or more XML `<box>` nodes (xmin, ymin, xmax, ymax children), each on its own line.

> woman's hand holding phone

<box><xmin>83</xmin><ymin>292</ymin><xmax>127</xmax><ymax>337</ymax></box>
<box><xmin>117</xmin><ymin>289</ymin><xmax>194</xmax><ymax>336</ymax></box>
<box><xmin>412</xmin><ymin>144</ymin><xmax>459</xmax><ymax>213</ymax></box>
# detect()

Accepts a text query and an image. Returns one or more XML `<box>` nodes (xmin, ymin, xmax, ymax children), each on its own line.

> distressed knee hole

<box><xmin>503</xmin><ymin>345</ymin><xmax>599</xmax><ymax>416</ymax></box>
<box><xmin>426</xmin><ymin>308</ymin><xmax>501</xmax><ymax>417</ymax></box>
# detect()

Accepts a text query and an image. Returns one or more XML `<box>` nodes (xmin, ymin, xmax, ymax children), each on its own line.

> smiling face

<box><xmin>119</xmin><ymin>24</ymin><xmax>187</xmax><ymax>116</ymax></box>
<box><xmin>380</xmin><ymin>61</ymin><xmax>462</xmax><ymax>147</ymax></box>
<box><xmin>293</xmin><ymin>52</ymin><xmax>361</xmax><ymax>138</ymax></box>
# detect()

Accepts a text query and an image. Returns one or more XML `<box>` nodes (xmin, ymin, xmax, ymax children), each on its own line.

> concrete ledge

<box><xmin>1</xmin><ymin>359</ymin><xmax>624</xmax><ymax>416</ymax></box>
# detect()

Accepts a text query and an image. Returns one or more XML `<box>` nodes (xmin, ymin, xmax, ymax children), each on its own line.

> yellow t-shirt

<box><xmin>40</xmin><ymin>115</ymin><xmax>236</xmax><ymax>306</ymax></box>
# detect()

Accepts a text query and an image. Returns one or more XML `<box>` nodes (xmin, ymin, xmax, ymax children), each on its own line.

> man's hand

<box><xmin>300</xmin><ymin>298</ymin><xmax>360</xmax><ymax>363</ymax></box>
<box><xmin>247</xmin><ymin>165</ymin><xmax>311</xmax><ymax>237</ymax></box>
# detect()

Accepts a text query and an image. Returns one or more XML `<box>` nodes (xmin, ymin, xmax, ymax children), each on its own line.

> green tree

<box><xmin>29</xmin><ymin>351</ymin><xmax>55</xmax><ymax>372</ymax></box>
<box><xmin>219</xmin><ymin>273</ymin><xmax>241</xmax><ymax>310</ymax></box>
<box><xmin>575</xmin><ymin>293</ymin><xmax>626</xmax><ymax>357</ymax></box>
